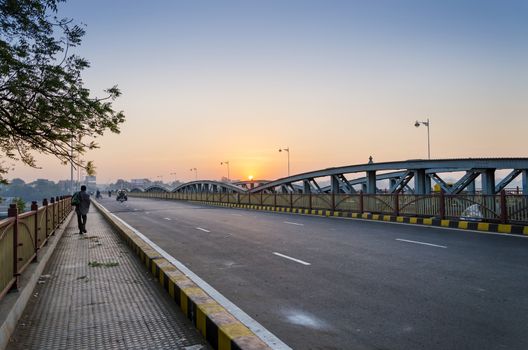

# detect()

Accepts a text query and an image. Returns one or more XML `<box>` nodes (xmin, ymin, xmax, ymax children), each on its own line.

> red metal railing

<box><xmin>0</xmin><ymin>196</ymin><xmax>72</xmax><ymax>301</ymax></box>
<box><xmin>130</xmin><ymin>190</ymin><xmax>528</xmax><ymax>225</ymax></box>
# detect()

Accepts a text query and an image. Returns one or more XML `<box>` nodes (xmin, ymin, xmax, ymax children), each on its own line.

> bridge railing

<box><xmin>0</xmin><ymin>196</ymin><xmax>72</xmax><ymax>301</ymax></box>
<box><xmin>128</xmin><ymin>191</ymin><xmax>528</xmax><ymax>225</ymax></box>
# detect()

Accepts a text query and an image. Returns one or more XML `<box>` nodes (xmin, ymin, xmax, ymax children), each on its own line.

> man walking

<box><xmin>72</xmin><ymin>185</ymin><xmax>91</xmax><ymax>234</ymax></box>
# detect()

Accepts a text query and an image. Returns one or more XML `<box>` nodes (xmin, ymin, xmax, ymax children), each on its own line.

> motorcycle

<box><xmin>116</xmin><ymin>190</ymin><xmax>127</xmax><ymax>203</ymax></box>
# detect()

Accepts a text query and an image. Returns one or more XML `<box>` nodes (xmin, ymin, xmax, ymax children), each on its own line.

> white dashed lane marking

<box><xmin>196</xmin><ymin>227</ymin><xmax>210</xmax><ymax>233</ymax></box>
<box><xmin>396</xmin><ymin>238</ymin><xmax>447</xmax><ymax>249</ymax></box>
<box><xmin>273</xmin><ymin>252</ymin><xmax>311</xmax><ymax>266</ymax></box>
<box><xmin>284</xmin><ymin>221</ymin><xmax>304</xmax><ymax>226</ymax></box>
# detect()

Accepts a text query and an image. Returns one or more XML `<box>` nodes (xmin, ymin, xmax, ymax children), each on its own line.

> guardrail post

<box><xmin>359</xmin><ymin>191</ymin><xmax>364</xmax><ymax>214</ymax></box>
<box><xmin>260</xmin><ymin>192</ymin><xmax>263</xmax><ymax>206</ymax></box>
<box><xmin>309</xmin><ymin>193</ymin><xmax>312</xmax><ymax>211</ymax></box>
<box><xmin>290</xmin><ymin>193</ymin><xmax>293</xmax><ymax>210</ymax></box>
<box><xmin>8</xmin><ymin>204</ymin><xmax>19</xmax><ymax>290</ymax></box>
<box><xmin>500</xmin><ymin>190</ymin><xmax>507</xmax><ymax>224</ymax></box>
<box><xmin>43</xmin><ymin>199</ymin><xmax>48</xmax><ymax>241</ymax></box>
<box><xmin>55</xmin><ymin>197</ymin><xmax>60</xmax><ymax>224</ymax></box>
<box><xmin>331</xmin><ymin>192</ymin><xmax>336</xmax><ymax>212</ymax></box>
<box><xmin>31</xmin><ymin>201</ymin><xmax>39</xmax><ymax>262</ymax></box>
<box><xmin>439</xmin><ymin>191</ymin><xmax>446</xmax><ymax>220</ymax></box>
<box><xmin>393</xmin><ymin>193</ymin><xmax>399</xmax><ymax>216</ymax></box>
<box><xmin>274</xmin><ymin>193</ymin><xmax>277</xmax><ymax>208</ymax></box>
<box><xmin>50</xmin><ymin>197</ymin><xmax>55</xmax><ymax>233</ymax></box>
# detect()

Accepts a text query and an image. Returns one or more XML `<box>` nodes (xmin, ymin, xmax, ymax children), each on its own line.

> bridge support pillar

<box><xmin>366</xmin><ymin>171</ymin><xmax>376</xmax><ymax>194</ymax></box>
<box><xmin>467</xmin><ymin>175</ymin><xmax>476</xmax><ymax>194</ymax></box>
<box><xmin>414</xmin><ymin>169</ymin><xmax>427</xmax><ymax>195</ymax></box>
<box><xmin>523</xmin><ymin>170</ymin><xmax>528</xmax><ymax>195</ymax></box>
<box><xmin>389</xmin><ymin>178</ymin><xmax>396</xmax><ymax>192</ymax></box>
<box><xmin>303</xmin><ymin>180</ymin><xmax>312</xmax><ymax>194</ymax></box>
<box><xmin>331</xmin><ymin>176</ymin><xmax>341</xmax><ymax>194</ymax></box>
<box><xmin>481</xmin><ymin>169</ymin><xmax>496</xmax><ymax>195</ymax></box>
<box><xmin>425</xmin><ymin>174</ymin><xmax>432</xmax><ymax>194</ymax></box>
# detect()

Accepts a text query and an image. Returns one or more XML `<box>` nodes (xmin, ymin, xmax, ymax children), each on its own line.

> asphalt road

<box><xmin>98</xmin><ymin>196</ymin><xmax>528</xmax><ymax>350</ymax></box>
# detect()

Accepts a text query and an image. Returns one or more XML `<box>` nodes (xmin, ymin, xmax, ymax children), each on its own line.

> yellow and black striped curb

<box><xmin>92</xmin><ymin>201</ymin><xmax>270</xmax><ymax>350</ymax></box>
<box><xmin>191</xmin><ymin>201</ymin><xmax>528</xmax><ymax>236</ymax></box>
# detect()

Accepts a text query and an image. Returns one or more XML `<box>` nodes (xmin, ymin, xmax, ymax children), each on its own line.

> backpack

<box><xmin>71</xmin><ymin>192</ymin><xmax>80</xmax><ymax>206</ymax></box>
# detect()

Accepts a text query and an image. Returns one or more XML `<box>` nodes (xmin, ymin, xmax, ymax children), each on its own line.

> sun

<box><xmin>248</xmin><ymin>175</ymin><xmax>254</xmax><ymax>181</ymax></box>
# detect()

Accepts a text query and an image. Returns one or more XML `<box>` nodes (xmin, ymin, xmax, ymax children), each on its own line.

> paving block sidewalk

<box><xmin>6</xmin><ymin>206</ymin><xmax>209</xmax><ymax>350</ymax></box>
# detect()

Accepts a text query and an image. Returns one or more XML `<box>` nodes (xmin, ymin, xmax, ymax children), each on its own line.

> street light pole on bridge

<box><xmin>414</xmin><ymin>118</ymin><xmax>431</xmax><ymax>159</ymax></box>
<box><xmin>190</xmin><ymin>168</ymin><xmax>197</xmax><ymax>181</ymax></box>
<box><xmin>278</xmin><ymin>146</ymin><xmax>290</xmax><ymax>177</ymax></box>
<box><xmin>220</xmin><ymin>161</ymin><xmax>230</xmax><ymax>181</ymax></box>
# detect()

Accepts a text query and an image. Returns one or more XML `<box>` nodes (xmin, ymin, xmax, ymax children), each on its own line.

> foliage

<box><xmin>11</xmin><ymin>196</ymin><xmax>26</xmax><ymax>212</ymax></box>
<box><xmin>0</xmin><ymin>0</ymin><xmax>124</xmax><ymax>184</ymax></box>
<box><xmin>0</xmin><ymin>177</ymin><xmax>68</xmax><ymax>202</ymax></box>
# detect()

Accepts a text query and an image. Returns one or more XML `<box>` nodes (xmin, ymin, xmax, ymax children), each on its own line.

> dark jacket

<box><xmin>75</xmin><ymin>190</ymin><xmax>91</xmax><ymax>215</ymax></box>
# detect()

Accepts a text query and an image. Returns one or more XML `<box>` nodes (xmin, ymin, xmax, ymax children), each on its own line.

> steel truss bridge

<box><xmin>128</xmin><ymin>159</ymin><xmax>528</xmax><ymax>225</ymax></box>
<box><xmin>131</xmin><ymin>159</ymin><xmax>528</xmax><ymax>196</ymax></box>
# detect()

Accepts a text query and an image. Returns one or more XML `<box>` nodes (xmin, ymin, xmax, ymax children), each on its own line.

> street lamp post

<box><xmin>278</xmin><ymin>147</ymin><xmax>290</xmax><ymax>177</ymax></box>
<box><xmin>157</xmin><ymin>175</ymin><xmax>163</xmax><ymax>184</ymax></box>
<box><xmin>190</xmin><ymin>168</ymin><xmax>197</xmax><ymax>180</ymax></box>
<box><xmin>170</xmin><ymin>172</ymin><xmax>177</xmax><ymax>182</ymax></box>
<box><xmin>414</xmin><ymin>118</ymin><xmax>431</xmax><ymax>159</ymax></box>
<box><xmin>220</xmin><ymin>161</ymin><xmax>230</xmax><ymax>181</ymax></box>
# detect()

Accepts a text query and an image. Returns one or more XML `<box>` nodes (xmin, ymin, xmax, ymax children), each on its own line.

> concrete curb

<box><xmin>0</xmin><ymin>211</ymin><xmax>74</xmax><ymax>350</ymax></box>
<box><xmin>192</xmin><ymin>201</ymin><xmax>528</xmax><ymax>236</ymax></box>
<box><xmin>92</xmin><ymin>200</ymin><xmax>274</xmax><ymax>350</ymax></box>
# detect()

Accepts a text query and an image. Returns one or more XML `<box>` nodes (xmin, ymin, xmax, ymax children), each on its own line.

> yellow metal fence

<box><xmin>0</xmin><ymin>196</ymin><xmax>72</xmax><ymax>300</ymax></box>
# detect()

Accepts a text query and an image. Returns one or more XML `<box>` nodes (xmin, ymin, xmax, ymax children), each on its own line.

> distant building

<box><xmin>131</xmin><ymin>179</ymin><xmax>148</xmax><ymax>187</ymax></box>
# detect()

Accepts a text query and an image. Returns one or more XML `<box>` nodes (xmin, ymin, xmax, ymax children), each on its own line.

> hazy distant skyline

<box><xmin>8</xmin><ymin>0</ymin><xmax>528</xmax><ymax>182</ymax></box>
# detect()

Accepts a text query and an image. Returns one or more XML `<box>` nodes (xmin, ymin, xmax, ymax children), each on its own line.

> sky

<box><xmin>8</xmin><ymin>0</ymin><xmax>528</xmax><ymax>183</ymax></box>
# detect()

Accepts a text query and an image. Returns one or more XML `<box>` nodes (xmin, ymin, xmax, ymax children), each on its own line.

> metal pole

<box><xmin>227</xmin><ymin>163</ymin><xmax>230</xmax><ymax>181</ymax></box>
<box><xmin>287</xmin><ymin>148</ymin><xmax>290</xmax><ymax>177</ymax></box>
<box><xmin>427</xmin><ymin>118</ymin><xmax>431</xmax><ymax>160</ymax></box>
<box><xmin>70</xmin><ymin>137</ymin><xmax>74</xmax><ymax>194</ymax></box>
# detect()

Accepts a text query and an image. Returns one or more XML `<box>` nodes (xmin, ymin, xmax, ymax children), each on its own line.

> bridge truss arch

<box><xmin>248</xmin><ymin>158</ymin><xmax>528</xmax><ymax>195</ymax></box>
<box><xmin>172</xmin><ymin>181</ymin><xmax>246</xmax><ymax>194</ymax></box>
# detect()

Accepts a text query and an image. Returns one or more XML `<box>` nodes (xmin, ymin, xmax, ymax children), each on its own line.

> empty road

<box><xmin>98</xmin><ymin>197</ymin><xmax>528</xmax><ymax>350</ymax></box>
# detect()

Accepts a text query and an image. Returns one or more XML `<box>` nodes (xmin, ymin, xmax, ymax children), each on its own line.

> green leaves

<box><xmin>0</xmin><ymin>0</ymin><xmax>125</xmax><ymax>182</ymax></box>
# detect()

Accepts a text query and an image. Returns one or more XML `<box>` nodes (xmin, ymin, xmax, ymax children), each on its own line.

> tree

<box><xmin>0</xmin><ymin>0</ymin><xmax>125</xmax><ymax>184</ymax></box>
<box><xmin>11</xmin><ymin>197</ymin><xmax>26</xmax><ymax>212</ymax></box>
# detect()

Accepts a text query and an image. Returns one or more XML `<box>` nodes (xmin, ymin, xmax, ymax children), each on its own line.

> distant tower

<box><xmin>368</xmin><ymin>156</ymin><xmax>373</xmax><ymax>164</ymax></box>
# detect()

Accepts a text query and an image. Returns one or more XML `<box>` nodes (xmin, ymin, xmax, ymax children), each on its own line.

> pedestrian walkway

<box><xmin>6</xmin><ymin>206</ymin><xmax>208</xmax><ymax>350</ymax></box>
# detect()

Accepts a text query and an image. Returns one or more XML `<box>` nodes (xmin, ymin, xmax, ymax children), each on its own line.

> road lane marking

<box><xmin>231</xmin><ymin>213</ymin><xmax>243</xmax><ymax>216</ymax></box>
<box><xmin>396</xmin><ymin>238</ymin><xmax>447</xmax><ymax>249</ymax></box>
<box><xmin>273</xmin><ymin>252</ymin><xmax>311</xmax><ymax>265</ymax></box>
<box><xmin>164</xmin><ymin>218</ymin><xmax>171</xmax><ymax>221</ymax></box>
<box><xmin>196</xmin><ymin>227</ymin><xmax>210</xmax><ymax>232</ymax></box>
<box><xmin>284</xmin><ymin>221</ymin><xmax>304</xmax><ymax>226</ymax></box>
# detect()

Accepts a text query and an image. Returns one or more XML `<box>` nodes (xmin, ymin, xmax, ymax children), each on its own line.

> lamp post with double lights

<box><xmin>278</xmin><ymin>147</ymin><xmax>290</xmax><ymax>177</ymax></box>
<box><xmin>190</xmin><ymin>168</ymin><xmax>197</xmax><ymax>181</ymax></box>
<box><xmin>170</xmin><ymin>172</ymin><xmax>177</xmax><ymax>186</ymax></box>
<box><xmin>220</xmin><ymin>161</ymin><xmax>230</xmax><ymax>182</ymax></box>
<box><xmin>414</xmin><ymin>118</ymin><xmax>431</xmax><ymax>159</ymax></box>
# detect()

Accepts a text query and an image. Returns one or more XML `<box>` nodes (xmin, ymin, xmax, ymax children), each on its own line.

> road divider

<box><xmin>92</xmin><ymin>200</ymin><xmax>290</xmax><ymax>350</ymax></box>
